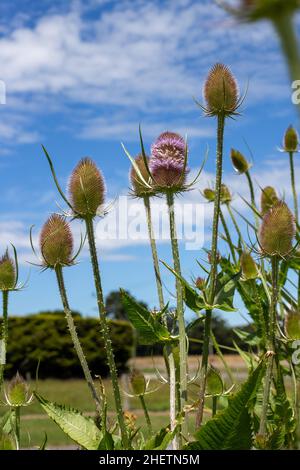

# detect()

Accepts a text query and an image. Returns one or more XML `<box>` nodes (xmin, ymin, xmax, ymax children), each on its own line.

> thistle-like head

<box><xmin>230</xmin><ymin>148</ymin><xmax>251</xmax><ymax>174</ymax></box>
<box><xmin>130</xmin><ymin>154</ymin><xmax>153</xmax><ymax>197</ymax></box>
<box><xmin>40</xmin><ymin>214</ymin><xmax>74</xmax><ymax>269</ymax></box>
<box><xmin>240</xmin><ymin>251</ymin><xmax>259</xmax><ymax>280</ymax></box>
<box><xmin>0</xmin><ymin>250</ymin><xmax>16</xmax><ymax>291</ymax></box>
<box><xmin>259</xmin><ymin>201</ymin><xmax>295</xmax><ymax>257</ymax></box>
<box><xmin>285</xmin><ymin>310</ymin><xmax>300</xmax><ymax>339</ymax></box>
<box><xmin>283</xmin><ymin>125</ymin><xmax>299</xmax><ymax>153</ymax></box>
<box><xmin>130</xmin><ymin>369</ymin><xmax>147</xmax><ymax>396</ymax></box>
<box><xmin>220</xmin><ymin>184</ymin><xmax>232</xmax><ymax>204</ymax></box>
<box><xmin>202</xmin><ymin>188</ymin><xmax>216</xmax><ymax>202</ymax></box>
<box><xmin>69</xmin><ymin>158</ymin><xmax>105</xmax><ymax>218</ymax></box>
<box><xmin>5</xmin><ymin>372</ymin><xmax>33</xmax><ymax>407</ymax></box>
<box><xmin>203</xmin><ymin>63</ymin><xmax>239</xmax><ymax>117</ymax></box>
<box><xmin>149</xmin><ymin>131</ymin><xmax>188</xmax><ymax>192</ymax></box>
<box><xmin>260</xmin><ymin>186</ymin><xmax>278</xmax><ymax>215</ymax></box>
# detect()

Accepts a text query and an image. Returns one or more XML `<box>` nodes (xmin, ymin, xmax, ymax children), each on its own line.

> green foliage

<box><xmin>186</xmin><ymin>361</ymin><xmax>266</xmax><ymax>450</ymax></box>
<box><xmin>5</xmin><ymin>312</ymin><xmax>134</xmax><ymax>378</ymax></box>
<box><xmin>34</xmin><ymin>393</ymin><xmax>102</xmax><ymax>450</ymax></box>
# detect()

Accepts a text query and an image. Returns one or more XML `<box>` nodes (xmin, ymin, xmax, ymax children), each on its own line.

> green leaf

<box><xmin>121</xmin><ymin>290</ymin><xmax>171</xmax><ymax>345</ymax></box>
<box><xmin>0</xmin><ymin>431</ymin><xmax>16</xmax><ymax>450</ymax></box>
<box><xmin>186</xmin><ymin>361</ymin><xmax>266</xmax><ymax>450</ymax></box>
<box><xmin>34</xmin><ymin>393</ymin><xmax>102</xmax><ymax>450</ymax></box>
<box><xmin>234</xmin><ymin>328</ymin><xmax>261</xmax><ymax>346</ymax></box>
<box><xmin>213</xmin><ymin>271</ymin><xmax>240</xmax><ymax>312</ymax></box>
<box><xmin>142</xmin><ymin>423</ymin><xmax>180</xmax><ymax>450</ymax></box>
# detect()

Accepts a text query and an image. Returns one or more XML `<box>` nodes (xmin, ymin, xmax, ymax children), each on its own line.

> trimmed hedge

<box><xmin>5</xmin><ymin>312</ymin><xmax>135</xmax><ymax>379</ymax></box>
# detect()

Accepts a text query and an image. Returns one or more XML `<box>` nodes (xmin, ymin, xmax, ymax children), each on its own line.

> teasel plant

<box><xmin>195</xmin><ymin>63</ymin><xmax>244</xmax><ymax>427</ymax></box>
<box><xmin>30</xmin><ymin>214</ymin><xmax>103</xmax><ymax>419</ymax></box>
<box><xmin>256</xmin><ymin>201</ymin><xmax>296</xmax><ymax>438</ymax></box>
<box><xmin>128</xmin><ymin>369</ymin><xmax>154</xmax><ymax>435</ymax></box>
<box><xmin>0</xmin><ymin>247</ymin><xmax>22</xmax><ymax>393</ymax></box>
<box><xmin>41</xmin><ymin>148</ymin><xmax>129</xmax><ymax>448</ymax></box>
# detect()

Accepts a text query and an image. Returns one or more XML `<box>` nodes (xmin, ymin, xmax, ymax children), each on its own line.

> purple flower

<box><xmin>149</xmin><ymin>132</ymin><xmax>188</xmax><ymax>189</ymax></box>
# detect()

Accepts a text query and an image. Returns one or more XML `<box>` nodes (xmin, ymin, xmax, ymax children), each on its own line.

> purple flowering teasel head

<box><xmin>149</xmin><ymin>131</ymin><xmax>189</xmax><ymax>192</ymax></box>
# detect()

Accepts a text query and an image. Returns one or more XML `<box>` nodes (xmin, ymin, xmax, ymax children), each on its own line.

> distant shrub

<box><xmin>5</xmin><ymin>312</ymin><xmax>134</xmax><ymax>379</ymax></box>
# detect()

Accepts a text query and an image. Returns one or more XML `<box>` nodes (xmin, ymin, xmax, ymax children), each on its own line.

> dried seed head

<box><xmin>195</xmin><ymin>277</ymin><xmax>206</xmax><ymax>291</ymax></box>
<box><xmin>285</xmin><ymin>310</ymin><xmax>300</xmax><ymax>339</ymax></box>
<box><xmin>40</xmin><ymin>214</ymin><xmax>73</xmax><ymax>268</ymax></box>
<box><xmin>0</xmin><ymin>251</ymin><xmax>16</xmax><ymax>291</ymax></box>
<box><xmin>230</xmin><ymin>148</ymin><xmax>250</xmax><ymax>174</ymax></box>
<box><xmin>130</xmin><ymin>369</ymin><xmax>146</xmax><ymax>396</ymax></box>
<box><xmin>149</xmin><ymin>132</ymin><xmax>188</xmax><ymax>190</ymax></box>
<box><xmin>259</xmin><ymin>201</ymin><xmax>295</xmax><ymax>257</ymax></box>
<box><xmin>6</xmin><ymin>372</ymin><xmax>30</xmax><ymax>407</ymax></box>
<box><xmin>283</xmin><ymin>125</ymin><xmax>299</xmax><ymax>152</ymax></box>
<box><xmin>202</xmin><ymin>188</ymin><xmax>215</xmax><ymax>202</ymax></box>
<box><xmin>240</xmin><ymin>251</ymin><xmax>259</xmax><ymax>280</ymax></box>
<box><xmin>69</xmin><ymin>158</ymin><xmax>105</xmax><ymax>218</ymax></box>
<box><xmin>203</xmin><ymin>63</ymin><xmax>239</xmax><ymax>117</ymax></box>
<box><xmin>260</xmin><ymin>186</ymin><xmax>278</xmax><ymax>215</ymax></box>
<box><xmin>130</xmin><ymin>154</ymin><xmax>152</xmax><ymax>197</ymax></box>
<box><xmin>220</xmin><ymin>184</ymin><xmax>232</xmax><ymax>204</ymax></box>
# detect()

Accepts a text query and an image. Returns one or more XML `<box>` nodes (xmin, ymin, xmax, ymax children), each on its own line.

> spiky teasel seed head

<box><xmin>0</xmin><ymin>250</ymin><xmax>16</xmax><ymax>291</ymax></box>
<box><xmin>195</xmin><ymin>277</ymin><xmax>206</xmax><ymax>291</ymax></box>
<box><xmin>149</xmin><ymin>132</ymin><xmax>188</xmax><ymax>192</ymax></box>
<box><xmin>5</xmin><ymin>372</ymin><xmax>32</xmax><ymax>407</ymax></box>
<box><xmin>130</xmin><ymin>154</ymin><xmax>153</xmax><ymax>197</ymax></box>
<box><xmin>130</xmin><ymin>369</ymin><xmax>146</xmax><ymax>396</ymax></box>
<box><xmin>202</xmin><ymin>188</ymin><xmax>216</xmax><ymax>202</ymax></box>
<box><xmin>231</xmin><ymin>148</ymin><xmax>251</xmax><ymax>174</ymax></box>
<box><xmin>203</xmin><ymin>63</ymin><xmax>239</xmax><ymax>117</ymax></box>
<box><xmin>40</xmin><ymin>214</ymin><xmax>73</xmax><ymax>268</ymax></box>
<box><xmin>285</xmin><ymin>310</ymin><xmax>300</xmax><ymax>339</ymax></box>
<box><xmin>283</xmin><ymin>125</ymin><xmax>299</xmax><ymax>153</ymax></box>
<box><xmin>69</xmin><ymin>158</ymin><xmax>105</xmax><ymax>218</ymax></box>
<box><xmin>240</xmin><ymin>251</ymin><xmax>259</xmax><ymax>280</ymax></box>
<box><xmin>260</xmin><ymin>186</ymin><xmax>278</xmax><ymax>215</ymax></box>
<box><xmin>259</xmin><ymin>201</ymin><xmax>295</xmax><ymax>257</ymax></box>
<box><xmin>220</xmin><ymin>184</ymin><xmax>232</xmax><ymax>204</ymax></box>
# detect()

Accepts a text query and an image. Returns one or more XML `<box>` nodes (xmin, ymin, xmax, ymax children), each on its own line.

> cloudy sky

<box><xmin>0</xmin><ymin>0</ymin><xmax>299</xmax><ymax>325</ymax></box>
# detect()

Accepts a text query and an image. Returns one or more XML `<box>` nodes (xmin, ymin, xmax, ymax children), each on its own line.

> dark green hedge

<box><xmin>5</xmin><ymin>312</ymin><xmax>135</xmax><ymax>379</ymax></box>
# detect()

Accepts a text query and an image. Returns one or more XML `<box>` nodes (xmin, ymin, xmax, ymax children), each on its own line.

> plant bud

<box><xmin>230</xmin><ymin>148</ymin><xmax>250</xmax><ymax>174</ymax></box>
<box><xmin>259</xmin><ymin>201</ymin><xmax>295</xmax><ymax>257</ymax></box>
<box><xmin>285</xmin><ymin>310</ymin><xmax>300</xmax><ymax>339</ymax></box>
<box><xmin>130</xmin><ymin>154</ymin><xmax>152</xmax><ymax>197</ymax></box>
<box><xmin>6</xmin><ymin>372</ymin><xmax>31</xmax><ymax>407</ymax></box>
<box><xmin>203</xmin><ymin>63</ymin><xmax>239</xmax><ymax>116</ymax></box>
<box><xmin>0</xmin><ymin>251</ymin><xmax>16</xmax><ymax>291</ymax></box>
<box><xmin>206</xmin><ymin>365</ymin><xmax>223</xmax><ymax>396</ymax></box>
<box><xmin>69</xmin><ymin>158</ymin><xmax>105</xmax><ymax>217</ymax></box>
<box><xmin>195</xmin><ymin>277</ymin><xmax>206</xmax><ymax>291</ymax></box>
<box><xmin>40</xmin><ymin>214</ymin><xmax>73</xmax><ymax>268</ymax></box>
<box><xmin>240</xmin><ymin>251</ymin><xmax>259</xmax><ymax>280</ymax></box>
<box><xmin>130</xmin><ymin>369</ymin><xmax>146</xmax><ymax>396</ymax></box>
<box><xmin>283</xmin><ymin>125</ymin><xmax>299</xmax><ymax>152</ymax></box>
<box><xmin>202</xmin><ymin>188</ymin><xmax>215</xmax><ymax>202</ymax></box>
<box><xmin>149</xmin><ymin>132</ymin><xmax>188</xmax><ymax>190</ymax></box>
<box><xmin>260</xmin><ymin>186</ymin><xmax>278</xmax><ymax>215</ymax></box>
<box><xmin>220</xmin><ymin>184</ymin><xmax>232</xmax><ymax>204</ymax></box>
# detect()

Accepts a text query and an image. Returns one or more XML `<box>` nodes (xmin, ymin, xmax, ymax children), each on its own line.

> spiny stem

<box><xmin>289</xmin><ymin>151</ymin><xmax>298</xmax><ymax>224</ymax></box>
<box><xmin>167</xmin><ymin>345</ymin><xmax>178</xmax><ymax>450</ymax></box>
<box><xmin>259</xmin><ymin>256</ymin><xmax>279</xmax><ymax>437</ymax></box>
<box><xmin>85</xmin><ymin>217</ymin><xmax>129</xmax><ymax>448</ymax></box>
<box><xmin>0</xmin><ymin>291</ymin><xmax>9</xmax><ymax>393</ymax></box>
<box><xmin>166</xmin><ymin>192</ymin><xmax>187</xmax><ymax>437</ymax></box>
<box><xmin>143</xmin><ymin>196</ymin><xmax>165</xmax><ymax>311</ymax></box>
<box><xmin>14</xmin><ymin>406</ymin><xmax>20</xmax><ymax>449</ymax></box>
<box><xmin>196</xmin><ymin>113</ymin><xmax>225</xmax><ymax>428</ymax></box>
<box><xmin>139</xmin><ymin>394</ymin><xmax>152</xmax><ymax>434</ymax></box>
<box><xmin>55</xmin><ymin>266</ymin><xmax>102</xmax><ymax>418</ymax></box>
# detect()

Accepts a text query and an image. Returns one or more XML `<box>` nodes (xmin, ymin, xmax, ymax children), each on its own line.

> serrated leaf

<box><xmin>213</xmin><ymin>272</ymin><xmax>240</xmax><ymax>312</ymax></box>
<box><xmin>34</xmin><ymin>393</ymin><xmax>102</xmax><ymax>450</ymax></box>
<box><xmin>186</xmin><ymin>361</ymin><xmax>266</xmax><ymax>450</ymax></box>
<box><xmin>121</xmin><ymin>290</ymin><xmax>171</xmax><ymax>345</ymax></box>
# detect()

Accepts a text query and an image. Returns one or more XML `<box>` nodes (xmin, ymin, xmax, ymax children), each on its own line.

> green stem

<box><xmin>227</xmin><ymin>203</ymin><xmax>244</xmax><ymax>249</ymax></box>
<box><xmin>212</xmin><ymin>396</ymin><xmax>218</xmax><ymax>417</ymax></box>
<box><xmin>220</xmin><ymin>208</ymin><xmax>236</xmax><ymax>262</ymax></box>
<box><xmin>196</xmin><ymin>113</ymin><xmax>225</xmax><ymax>428</ymax></box>
<box><xmin>245</xmin><ymin>170</ymin><xmax>259</xmax><ymax>229</ymax></box>
<box><xmin>167</xmin><ymin>345</ymin><xmax>178</xmax><ymax>450</ymax></box>
<box><xmin>259</xmin><ymin>256</ymin><xmax>279</xmax><ymax>437</ymax></box>
<box><xmin>143</xmin><ymin>196</ymin><xmax>164</xmax><ymax>311</ymax></box>
<box><xmin>166</xmin><ymin>192</ymin><xmax>187</xmax><ymax>436</ymax></box>
<box><xmin>14</xmin><ymin>407</ymin><xmax>20</xmax><ymax>449</ymax></box>
<box><xmin>211</xmin><ymin>331</ymin><xmax>234</xmax><ymax>385</ymax></box>
<box><xmin>85</xmin><ymin>218</ymin><xmax>129</xmax><ymax>448</ymax></box>
<box><xmin>0</xmin><ymin>291</ymin><xmax>9</xmax><ymax>393</ymax></box>
<box><xmin>139</xmin><ymin>394</ymin><xmax>152</xmax><ymax>435</ymax></box>
<box><xmin>289</xmin><ymin>151</ymin><xmax>298</xmax><ymax>223</ymax></box>
<box><xmin>55</xmin><ymin>266</ymin><xmax>102</xmax><ymax>418</ymax></box>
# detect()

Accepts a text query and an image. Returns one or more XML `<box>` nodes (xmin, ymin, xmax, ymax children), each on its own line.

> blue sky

<box><xmin>0</xmin><ymin>0</ymin><xmax>299</xmax><ymax>325</ymax></box>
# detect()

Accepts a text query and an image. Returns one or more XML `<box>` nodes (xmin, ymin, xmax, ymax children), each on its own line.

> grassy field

<box><xmin>1</xmin><ymin>355</ymin><xmax>247</xmax><ymax>448</ymax></box>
